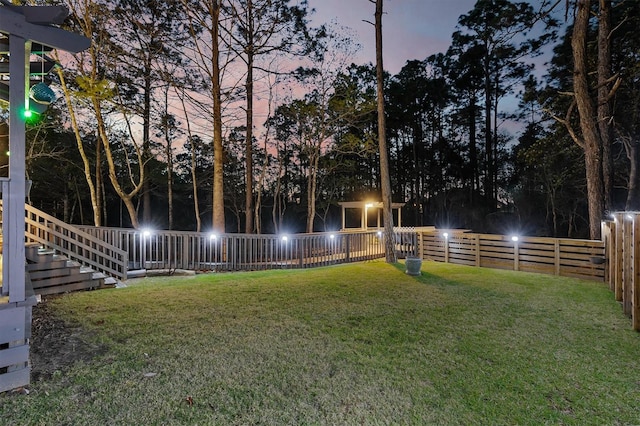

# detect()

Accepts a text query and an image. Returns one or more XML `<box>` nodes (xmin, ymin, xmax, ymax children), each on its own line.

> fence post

<box><xmin>299</xmin><ymin>239</ymin><xmax>305</xmax><ymax>268</ymax></box>
<box><xmin>345</xmin><ymin>235</ymin><xmax>351</xmax><ymax>262</ymax></box>
<box><xmin>605</xmin><ymin>219</ymin><xmax>615</xmax><ymax>291</ymax></box>
<box><xmin>182</xmin><ymin>235</ymin><xmax>190</xmax><ymax>270</ymax></box>
<box><xmin>475</xmin><ymin>234</ymin><xmax>480</xmax><ymax>267</ymax></box>
<box><xmin>607</xmin><ymin>217</ymin><xmax>618</xmax><ymax>291</ymax></box>
<box><xmin>513</xmin><ymin>236</ymin><xmax>519</xmax><ymax>271</ymax></box>
<box><xmin>444</xmin><ymin>234</ymin><xmax>449</xmax><ymax>263</ymax></box>
<box><xmin>633</xmin><ymin>216</ymin><xmax>640</xmax><ymax>330</ymax></box>
<box><xmin>623</xmin><ymin>215</ymin><xmax>633</xmax><ymax>316</ymax></box>
<box><xmin>615</xmin><ymin>213</ymin><xmax>624</xmax><ymax>302</ymax></box>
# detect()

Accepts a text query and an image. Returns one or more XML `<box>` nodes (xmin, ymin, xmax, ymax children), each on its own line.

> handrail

<box><xmin>76</xmin><ymin>226</ymin><xmax>388</xmax><ymax>271</ymax></box>
<box><xmin>10</xmin><ymin>204</ymin><xmax>128</xmax><ymax>281</ymax></box>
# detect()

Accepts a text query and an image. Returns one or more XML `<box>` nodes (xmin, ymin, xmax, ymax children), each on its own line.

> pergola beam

<box><xmin>0</xmin><ymin>5</ymin><xmax>90</xmax><ymax>53</ymax></box>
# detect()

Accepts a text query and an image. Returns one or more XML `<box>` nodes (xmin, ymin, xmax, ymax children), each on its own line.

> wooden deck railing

<box><xmin>416</xmin><ymin>229</ymin><xmax>606</xmax><ymax>282</ymax></box>
<box><xmin>76</xmin><ymin>226</ymin><xmax>388</xmax><ymax>271</ymax></box>
<box><xmin>21</xmin><ymin>205</ymin><xmax>128</xmax><ymax>281</ymax></box>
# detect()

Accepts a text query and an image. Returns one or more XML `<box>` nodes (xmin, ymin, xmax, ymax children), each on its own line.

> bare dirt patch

<box><xmin>30</xmin><ymin>297</ymin><xmax>107</xmax><ymax>382</ymax></box>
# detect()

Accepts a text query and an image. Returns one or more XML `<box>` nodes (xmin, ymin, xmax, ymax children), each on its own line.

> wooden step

<box><xmin>24</xmin><ymin>243</ymin><xmax>42</xmax><ymax>263</ymax></box>
<box><xmin>34</xmin><ymin>278</ymin><xmax>103</xmax><ymax>296</ymax></box>
<box><xmin>24</xmin><ymin>246</ymin><xmax>119</xmax><ymax>296</ymax></box>
<box><xmin>28</xmin><ymin>261</ymin><xmax>81</xmax><ymax>279</ymax></box>
<box><xmin>91</xmin><ymin>272</ymin><xmax>118</xmax><ymax>289</ymax></box>
<box><xmin>30</xmin><ymin>267</ymin><xmax>95</xmax><ymax>290</ymax></box>
<box><xmin>26</xmin><ymin>257</ymin><xmax>68</xmax><ymax>272</ymax></box>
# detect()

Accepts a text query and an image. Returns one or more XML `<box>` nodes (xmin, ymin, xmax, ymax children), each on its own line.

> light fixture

<box><xmin>511</xmin><ymin>235</ymin><xmax>519</xmax><ymax>242</ymax></box>
<box><xmin>29</xmin><ymin>81</ymin><xmax>56</xmax><ymax>105</ymax></box>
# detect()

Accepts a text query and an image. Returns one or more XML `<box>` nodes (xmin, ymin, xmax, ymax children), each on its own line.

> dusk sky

<box><xmin>307</xmin><ymin>0</ymin><xmax>477</xmax><ymax>74</ymax></box>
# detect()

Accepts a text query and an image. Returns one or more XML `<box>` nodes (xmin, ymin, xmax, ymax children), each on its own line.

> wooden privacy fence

<box><xmin>602</xmin><ymin>213</ymin><xmax>640</xmax><ymax>330</ymax></box>
<box><xmin>416</xmin><ymin>230</ymin><xmax>606</xmax><ymax>282</ymax></box>
<box><xmin>76</xmin><ymin>226</ymin><xmax>388</xmax><ymax>271</ymax></box>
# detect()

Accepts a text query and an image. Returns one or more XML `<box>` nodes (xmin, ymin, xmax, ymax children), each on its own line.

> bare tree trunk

<box><xmin>484</xmin><ymin>55</ymin><xmax>493</xmax><ymax>208</ymax></box>
<box><xmin>572</xmin><ymin>0</ymin><xmax>604</xmax><ymax>239</ymax></box>
<box><xmin>598</xmin><ymin>0</ymin><xmax>614</xmax><ymax>212</ymax></box>
<box><xmin>92</xmin><ymin>92</ymin><xmax>145</xmax><ymax>228</ymax></box>
<box><xmin>306</xmin><ymin>152</ymin><xmax>319</xmax><ymax>233</ymax></box>
<box><xmin>244</xmin><ymin>0</ymin><xmax>255</xmax><ymax>234</ymax></box>
<box><xmin>254</xmin><ymin>81</ymin><xmax>276</xmax><ymax>234</ymax></box>
<box><xmin>191</xmin><ymin>143</ymin><xmax>202</xmax><ymax>232</ymax></box>
<box><xmin>55</xmin><ymin>64</ymin><xmax>101</xmax><ymax>226</ymax></box>
<box><xmin>181</xmin><ymin>0</ymin><xmax>226</xmax><ymax>232</ymax></box>
<box><xmin>272</xmin><ymin>149</ymin><xmax>284</xmax><ymax>233</ymax></box>
<box><xmin>374</xmin><ymin>0</ymin><xmax>396</xmax><ymax>263</ymax></box>
<box><xmin>142</xmin><ymin>64</ymin><xmax>152</xmax><ymax>224</ymax></box>
<box><xmin>211</xmin><ymin>1</ymin><xmax>226</xmax><ymax>233</ymax></box>
<box><xmin>95</xmin><ymin>131</ymin><xmax>102</xmax><ymax>224</ymax></box>
<box><xmin>177</xmin><ymin>90</ymin><xmax>202</xmax><ymax>231</ymax></box>
<box><xmin>166</xmin><ymin>137</ymin><xmax>174</xmax><ymax>230</ymax></box>
<box><xmin>623</xmin><ymin>137</ymin><xmax>640</xmax><ymax>210</ymax></box>
<box><xmin>254</xmin><ymin>141</ymin><xmax>267</xmax><ymax>234</ymax></box>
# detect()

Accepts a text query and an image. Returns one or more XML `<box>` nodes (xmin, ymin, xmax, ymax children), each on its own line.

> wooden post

<box><xmin>6</xmin><ymin>34</ymin><xmax>29</xmax><ymax>303</ymax></box>
<box><xmin>299</xmin><ymin>239</ymin><xmax>304</xmax><ymax>268</ymax></box>
<box><xmin>615</xmin><ymin>213</ymin><xmax>624</xmax><ymax>302</ymax></box>
<box><xmin>632</xmin><ymin>216</ymin><xmax>640</xmax><ymax>330</ymax></box>
<box><xmin>444</xmin><ymin>234</ymin><xmax>449</xmax><ymax>263</ymax></box>
<box><xmin>513</xmin><ymin>237</ymin><xmax>520</xmax><ymax>271</ymax></box>
<box><xmin>554</xmin><ymin>240</ymin><xmax>560</xmax><ymax>276</ymax></box>
<box><xmin>623</xmin><ymin>215</ymin><xmax>633</xmax><ymax>316</ymax></box>
<box><xmin>602</xmin><ymin>220</ymin><xmax>613</xmax><ymax>288</ymax></box>
<box><xmin>345</xmin><ymin>236</ymin><xmax>351</xmax><ymax>262</ymax></box>
<box><xmin>475</xmin><ymin>235</ymin><xmax>480</xmax><ymax>267</ymax></box>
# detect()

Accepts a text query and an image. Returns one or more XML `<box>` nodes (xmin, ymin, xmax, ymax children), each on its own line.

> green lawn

<box><xmin>2</xmin><ymin>260</ymin><xmax>639</xmax><ymax>425</ymax></box>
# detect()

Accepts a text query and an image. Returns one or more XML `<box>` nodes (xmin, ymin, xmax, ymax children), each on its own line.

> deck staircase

<box><xmin>25</xmin><ymin>243</ymin><xmax>118</xmax><ymax>296</ymax></box>
<box><xmin>0</xmin><ymin>203</ymin><xmax>128</xmax><ymax>297</ymax></box>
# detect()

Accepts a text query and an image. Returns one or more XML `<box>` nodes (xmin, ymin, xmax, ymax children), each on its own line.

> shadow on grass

<box><xmin>392</xmin><ymin>259</ymin><xmax>464</xmax><ymax>287</ymax></box>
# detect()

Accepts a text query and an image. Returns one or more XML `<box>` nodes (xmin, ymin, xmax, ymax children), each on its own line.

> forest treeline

<box><xmin>3</xmin><ymin>0</ymin><xmax>638</xmax><ymax>238</ymax></box>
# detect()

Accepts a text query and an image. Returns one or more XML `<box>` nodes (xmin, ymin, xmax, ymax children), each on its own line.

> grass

<box><xmin>2</xmin><ymin>260</ymin><xmax>640</xmax><ymax>425</ymax></box>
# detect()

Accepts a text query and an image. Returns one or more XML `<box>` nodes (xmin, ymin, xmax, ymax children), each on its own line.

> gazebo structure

<box><xmin>338</xmin><ymin>201</ymin><xmax>405</xmax><ymax>230</ymax></box>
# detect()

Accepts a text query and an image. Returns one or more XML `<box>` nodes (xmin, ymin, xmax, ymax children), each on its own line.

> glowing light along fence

<box><xmin>417</xmin><ymin>230</ymin><xmax>606</xmax><ymax>282</ymax></box>
<box><xmin>76</xmin><ymin>227</ymin><xmax>388</xmax><ymax>271</ymax></box>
